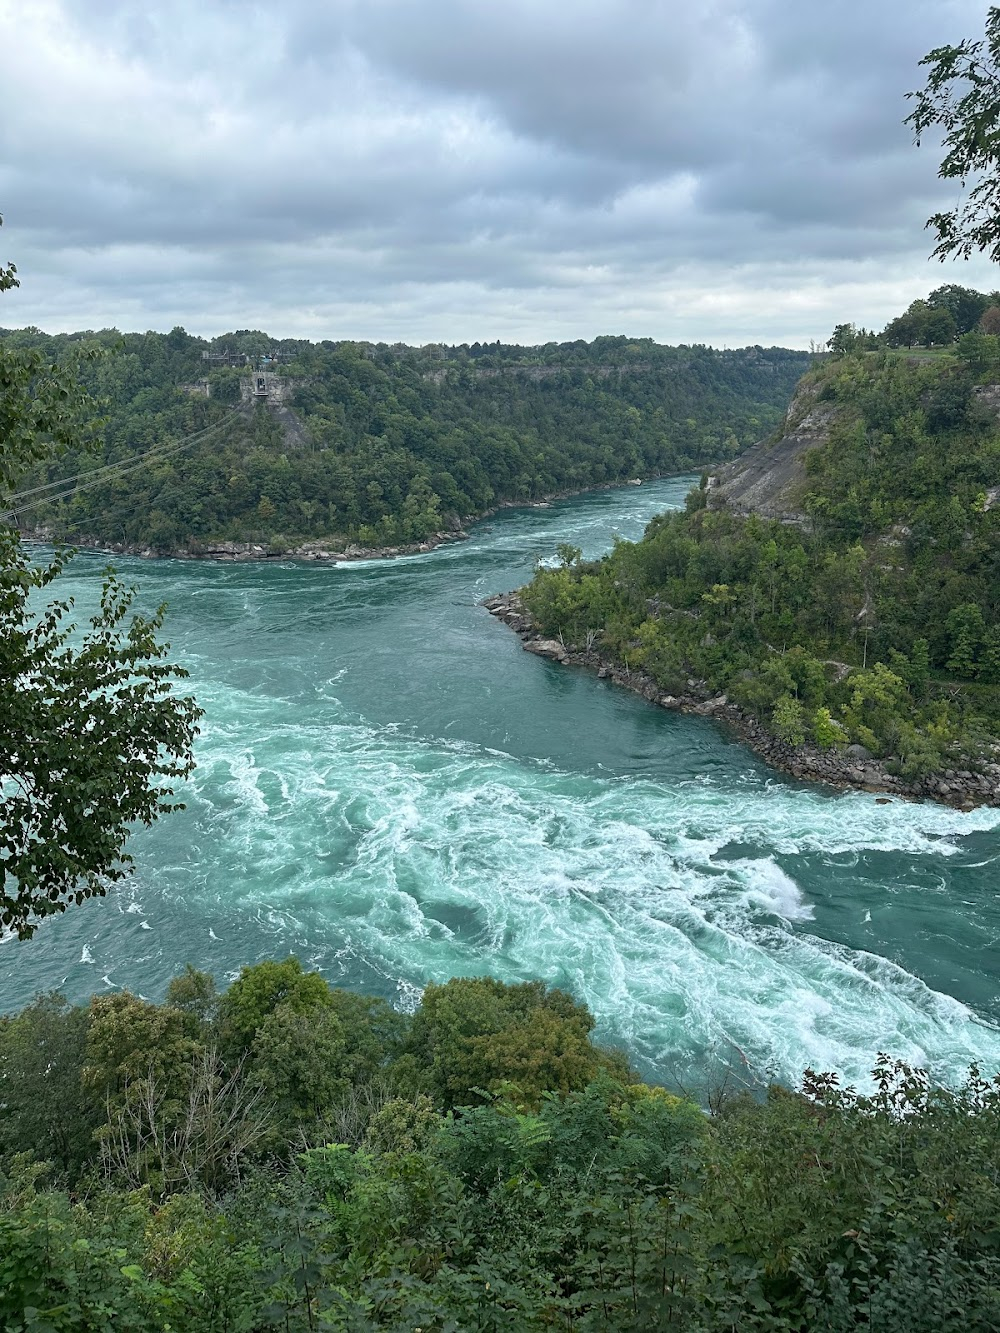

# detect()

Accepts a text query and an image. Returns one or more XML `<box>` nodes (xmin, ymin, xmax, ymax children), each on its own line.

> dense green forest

<box><xmin>0</xmin><ymin>326</ymin><xmax>807</xmax><ymax>552</ymax></box>
<box><xmin>2</xmin><ymin>959</ymin><xmax>998</xmax><ymax>1330</ymax></box>
<box><xmin>523</xmin><ymin>340</ymin><xmax>1000</xmax><ymax>776</ymax></box>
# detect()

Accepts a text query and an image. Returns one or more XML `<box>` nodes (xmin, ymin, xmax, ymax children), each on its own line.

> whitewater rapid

<box><xmin>6</xmin><ymin>476</ymin><xmax>1000</xmax><ymax>1091</ymax></box>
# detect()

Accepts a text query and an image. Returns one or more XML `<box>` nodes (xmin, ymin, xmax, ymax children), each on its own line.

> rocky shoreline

<box><xmin>484</xmin><ymin>590</ymin><xmax>1000</xmax><ymax>811</ymax></box>
<box><xmin>17</xmin><ymin>525</ymin><xmax>471</xmax><ymax>564</ymax></box>
<box><xmin>16</xmin><ymin>475</ymin><xmax>657</xmax><ymax>565</ymax></box>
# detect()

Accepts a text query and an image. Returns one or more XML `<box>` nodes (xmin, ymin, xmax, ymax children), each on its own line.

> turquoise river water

<box><xmin>5</xmin><ymin>476</ymin><xmax>1000</xmax><ymax>1092</ymax></box>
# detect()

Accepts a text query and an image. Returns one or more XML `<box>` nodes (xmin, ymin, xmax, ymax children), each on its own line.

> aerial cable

<box><xmin>0</xmin><ymin>412</ymin><xmax>239</xmax><ymax>522</ymax></box>
<box><xmin>4</xmin><ymin>412</ymin><xmax>234</xmax><ymax>508</ymax></box>
<box><xmin>5</xmin><ymin>410</ymin><xmax>239</xmax><ymax>504</ymax></box>
<box><xmin>1</xmin><ymin>430</ymin><xmax>231</xmax><ymax>521</ymax></box>
<box><xmin>6</xmin><ymin>422</ymin><xmax>222</xmax><ymax>501</ymax></box>
<box><xmin>1</xmin><ymin>420</ymin><xmax>232</xmax><ymax>520</ymax></box>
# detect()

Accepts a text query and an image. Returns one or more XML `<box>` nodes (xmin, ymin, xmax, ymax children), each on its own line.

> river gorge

<box><xmin>7</xmin><ymin>476</ymin><xmax>1000</xmax><ymax>1093</ymax></box>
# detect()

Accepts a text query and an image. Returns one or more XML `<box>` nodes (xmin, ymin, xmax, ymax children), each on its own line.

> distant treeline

<box><xmin>829</xmin><ymin>281</ymin><xmax>1000</xmax><ymax>353</ymax></box>
<box><xmin>0</xmin><ymin>326</ymin><xmax>808</xmax><ymax>552</ymax></box>
<box><xmin>2</xmin><ymin>960</ymin><xmax>998</xmax><ymax>1329</ymax></box>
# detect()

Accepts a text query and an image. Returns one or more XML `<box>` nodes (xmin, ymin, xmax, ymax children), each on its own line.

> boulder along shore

<box><xmin>15</xmin><ymin>524</ymin><xmax>471</xmax><ymax>564</ymax></box>
<box><xmin>483</xmin><ymin>590</ymin><xmax>1000</xmax><ymax>811</ymax></box>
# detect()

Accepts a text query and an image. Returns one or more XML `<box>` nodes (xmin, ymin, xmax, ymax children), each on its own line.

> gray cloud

<box><xmin>1</xmin><ymin>0</ymin><xmax>996</xmax><ymax>346</ymax></box>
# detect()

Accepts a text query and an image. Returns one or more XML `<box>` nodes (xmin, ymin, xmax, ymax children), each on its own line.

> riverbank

<box><xmin>484</xmin><ymin>590</ymin><xmax>1000</xmax><ymax>811</ymax></box>
<box><xmin>15</xmin><ymin>477</ymin><xmax>655</xmax><ymax>564</ymax></box>
<box><xmin>15</xmin><ymin>525</ymin><xmax>472</xmax><ymax>563</ymax></box>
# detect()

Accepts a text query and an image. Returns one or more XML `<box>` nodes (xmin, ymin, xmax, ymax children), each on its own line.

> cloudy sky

<box><xmin>2</xmin><ymin>0</ymin><xmax>998</xmax><ymax>347</ymax></box>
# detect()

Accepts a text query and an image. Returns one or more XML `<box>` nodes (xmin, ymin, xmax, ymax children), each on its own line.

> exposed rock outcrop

<box><xmin>710</xmin><ymin>375</ymin><xmax>1000</xmax><ymax>523</ymax></box>
<box><xmin>269</xmin><ymin>404</ymin><xmax>311</xmax><ymax>451</ymax></box>
<box><xmin>973</xmin><ymin>383</ymin><xmax>1000</xmax><ymax>419</ymax></box>
<box><xmin>524</xmin><ymin>638</ymin><xmax>570</xmax><ymax>662</ymax></box>
<box><xmin>706</xmin><ymin>380</ymin><xmax>833</xmax><ymax>522</ymax></box>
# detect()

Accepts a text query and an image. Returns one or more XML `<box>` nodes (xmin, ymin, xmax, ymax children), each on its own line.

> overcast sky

<box><xmin>2</xmin><ymin>0</ymin><xmax>998</xmax><ymax>347</ymax></box>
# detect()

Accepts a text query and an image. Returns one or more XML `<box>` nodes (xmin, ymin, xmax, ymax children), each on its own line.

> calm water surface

<box><xmin>6</xmin><ymin>476</ymin><xmax>1000</xmax><ymax>1089</ymax></box>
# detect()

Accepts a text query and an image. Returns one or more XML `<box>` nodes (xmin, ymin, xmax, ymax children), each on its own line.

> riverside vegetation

<box><xmin>8</xmin><ymin>11</ymin><xmax>1000</xmax><ymax>1317</ymax></box>
<box><xmin>2</xmin><ymin>959</ymin><xmax>1000</xmax><ymax>1331</ymax></box>
<box><xmin>519</xmin><ymin>318</ymin><xmax>1000</xmax><ymax>790</ymax></box>
<box><xmin>0</xmin><ymin>325</ymin><xmax>807</xmax><ymax>555</ymax></box>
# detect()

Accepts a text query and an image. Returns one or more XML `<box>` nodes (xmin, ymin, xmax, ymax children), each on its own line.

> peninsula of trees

<box><xmin>520</xmin><ymin>300</ymin><xmax>1000</xmax><ymax>790</ymax></box>
<box><xmin>0</xmin><ymin>327</ymin><xmax>808</xmax><ymax>554</ymax></box>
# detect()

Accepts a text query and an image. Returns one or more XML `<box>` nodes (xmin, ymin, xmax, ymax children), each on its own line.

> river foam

<box><xmin>152</xmin><ymin>685</ymin><xmax>1000</xmax><ymax>1089</ymax></box>
<box><xmin>6</xmin><ymin>475</ymin><xmax>1000</xmax><ymax>1093</ymax></box>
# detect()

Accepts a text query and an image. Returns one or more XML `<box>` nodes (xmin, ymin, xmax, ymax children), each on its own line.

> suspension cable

<box><xmin>1</xmin><ymin>410</ymin><xmax>240</xmax><ymax>522</ymax></box>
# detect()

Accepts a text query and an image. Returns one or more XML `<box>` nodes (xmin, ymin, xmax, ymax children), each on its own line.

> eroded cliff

<box><xmin>705</xmin><ymin>378</ymin><xmax>832</xmax><ymax>521</ymax></box>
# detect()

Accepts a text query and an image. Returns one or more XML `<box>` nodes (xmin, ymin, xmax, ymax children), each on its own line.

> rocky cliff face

<box><xmin>706</xmin><ymin>379</ymin><xmax>832</xmax><ymax>522</ymax></box>
<box><xmin>707</xmin><ymin>372</ymin><xmax>1000</xmax><ymax>522</ymax></box>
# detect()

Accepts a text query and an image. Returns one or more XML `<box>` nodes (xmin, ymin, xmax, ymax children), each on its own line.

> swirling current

<box><xmin>6</xmin><ymin>476</ymin><xmax>1000</xmax><ymax>1091</ymax></box>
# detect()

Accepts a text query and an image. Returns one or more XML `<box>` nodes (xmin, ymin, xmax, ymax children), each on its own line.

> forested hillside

<box><xmin>523</xmin><ymin>344</ymin><xmax>1000</xmax><ymax>781</ymax></box>
<box><xmin>0</xmin><ymin>326</ymin><xmax>807</xmax><ymax>553</ymax></box>
<box><xmin>2</xmin><ymin>960</ymin><xmax>998</xmax><ymax>1330</ymax></box>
